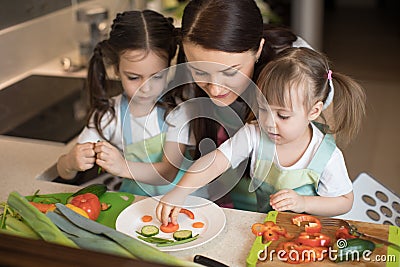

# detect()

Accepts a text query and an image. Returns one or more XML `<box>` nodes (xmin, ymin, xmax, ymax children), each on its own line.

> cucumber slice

<box><xmin>140</xmin><ymin>225</ymin><xmax>159</xmax><ymax>237</ymax></box>
<box><xmin>173</xmin><ymin>230</ymin><xmax>192</xmax><ymax>241</ymax></box>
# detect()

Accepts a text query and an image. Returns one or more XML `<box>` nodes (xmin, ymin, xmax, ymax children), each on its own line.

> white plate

<box><xmin>116</xmin><ymin>195</ymin><xmax>226</xmax><ymax>251</ymax></box>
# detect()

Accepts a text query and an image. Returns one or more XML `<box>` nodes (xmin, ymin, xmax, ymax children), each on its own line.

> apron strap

<box><xmin>120</xmin><ymin>94</ymin><xmax>132</xmax><ymax>145</ymax></box>
<box><xmin>307</xmin><ymin>131</ymin><xmax>336</xmax><ymax>175</ymax></box>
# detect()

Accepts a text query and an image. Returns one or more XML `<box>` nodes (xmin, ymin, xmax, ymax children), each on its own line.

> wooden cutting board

<box><xmin>246</xmin><ymin>211</ymin><xmax>399</xmax><ymax>267</ymax></box>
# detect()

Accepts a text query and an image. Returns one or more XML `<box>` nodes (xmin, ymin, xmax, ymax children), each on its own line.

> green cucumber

<box><xmin>67</xmin><ymin>184</ymin><xmax>107</xmax><ymax>203</ymax></box>
<box><xmin>173</xmin><ymin>230</ymin><xmax>193</xmax><ymax>241</ymax></box>
<box><xmin>334</xmin><ymin>238</ymin><xmax>375</xmax><ymax>262</ymax></box>
<box><xmin>141</xmin><ymin>225</ymin><xmax>159</xmax><ymax>237</ymax></box>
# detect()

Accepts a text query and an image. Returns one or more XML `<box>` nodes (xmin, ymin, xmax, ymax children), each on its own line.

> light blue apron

<box><xmin>118</xmin><ymin>95</ymin><xmax>187</xmax><ymax>196</ymax></box>
<box><xmin>232</xmin><ymin>123</ymin><xmax>336</xmax><ymax>213</ymax></box>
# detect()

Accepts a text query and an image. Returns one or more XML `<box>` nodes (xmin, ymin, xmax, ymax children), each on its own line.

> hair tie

<box><xmin>323</xmin><ymin>70</ymin><xmax>334</xmax><ymax>110</ymax></box>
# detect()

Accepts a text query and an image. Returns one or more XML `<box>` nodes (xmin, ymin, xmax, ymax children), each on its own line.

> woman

<box><xmin>176</xmin><ymin>0</ymin><xmax>311</xmax><ymax>210</ymax></box>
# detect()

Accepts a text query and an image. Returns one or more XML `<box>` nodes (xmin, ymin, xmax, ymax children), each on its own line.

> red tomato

<box><xmin>70</xmin><ymin>193</ymin><xmax>101</xmax><ymax>220</ymax></box>
<box><xmin>296</xmin><ymin>232</ymin><xmax>331</xmax><ymax>247</ymax></box>
<box><xmin>292</xmin><ymin>215</ymin><xmax>322</xmax><ymax>234</ymax></box>
<box><xmin>160</xmin><ymin>222</ymin><xmax>179</xmax><ymax>233</ymax></box>
<box><xmin>179</xmin><ymin>208</ymin><xmax>195</xmax><ymax>219</ymax></box>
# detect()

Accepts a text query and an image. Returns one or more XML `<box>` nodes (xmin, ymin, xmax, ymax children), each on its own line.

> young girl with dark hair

<box><xmin>57</xmin><ymin>10</ymin><xmax>192</xmax><ymax>196</ymax></box>
<box><xmin>157</xmin><ymin>47</ymin><xmax>366</xmax><ymax>224</ymax></box>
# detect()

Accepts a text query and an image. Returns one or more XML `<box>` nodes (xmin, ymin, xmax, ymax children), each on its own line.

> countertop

<box><xmin>0</xmin><ymin>55</ymin><xmax>266</xmax><ymax>267</ymax></box>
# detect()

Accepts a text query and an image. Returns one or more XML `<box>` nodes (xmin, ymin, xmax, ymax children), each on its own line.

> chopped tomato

<box><xmin>70</xmin><ymin>193</ymin><xmax>101</xmax><ymax>220</ymax></box>
<box><xmin>335</xmin><ymin>226</ymin><xmax>357</xmax><ymax>240</ymax></box>
<box><xmin>296</xmin><ymin>232</ymin><xmax>331</xmax><ymax>247</ymax></box>
<box><xmin>141</xmin><ymin>215</ymin><xmax>153</xmax><ymax>222</ymax></box>
<box><xmin>160</xmin><ymin>222</ymin><xmax>179</xmax><ymax>233</ymax></box>
<box><xmin>292</xmin><ymin>215</ymin><xmax>322</xmax><ymax>234</ymax></box>
<box><xmin>179</xmin><ymin>208</ymin><xmax>194</xmax><ymax>219</ymax></box>
<box><xmin>192</xmin><ymin>222</ymin><xmax>204</xmax><ymax>228</ymax></box>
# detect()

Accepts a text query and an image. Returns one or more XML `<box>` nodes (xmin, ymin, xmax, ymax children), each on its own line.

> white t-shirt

<box><xmin>218</xmin><ymin>123</ymin><xmax>353</xmax><ymax>197</ymax></box>
<box><xmin>78</xmin><ymin>94</ymin><xmax>193</xmax><ymax>150</ymax></box>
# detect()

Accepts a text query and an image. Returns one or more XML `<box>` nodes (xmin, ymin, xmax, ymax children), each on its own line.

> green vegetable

<box><xmin>334</xmin><ymin>238</ymin><xmax>376</xmax><ymax>262</ymax></box>
<box><xmin>173</xmin><ymin>230</ymin><xmax>193</xmax><ymax>241</ymax></box>
<box><xmin>47</xmin><ymin>211</ymin><xmax>134</xmax><ymax>258</ymax></box>
<box><xmin>157</xmin><ymin>234</ymin><xmax>200</xmax><ymax>247</ymax></box>
<box><xmin>55</xmin><ymin>203</ymin><xmax>201</xmax><ymax>266</ymax></box>
<box><xmin>7</xmin><ymin>191</ymin><xmax>77</xmax><ymax>248</ymax></box>
<box><xmin>70</xmin><ymin>184</ymin><xmax>107</xmax><ymax>199</ymax></box>
<box><xmin>138</xmin><ymin>235</ymin><xmax>174</xmax><ymax>244</ymax></box>
<box><xmin>4</xmin><ymin>215</ymin><xmax>40</xmax><ymax>239</ymax></box>
<box><xmin>141</xmin><ymin>225</ymin><xmax>159</xmax><ymax>237</ymax></box>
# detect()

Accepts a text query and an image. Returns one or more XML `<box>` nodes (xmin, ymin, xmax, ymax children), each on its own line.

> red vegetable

<box><xmin>292</xmin><ymin>215</ymin><xmax>322</xmax><ymax>234</ymax></box>
<box><xmin>277</xmin><ymin>242</ymin><xmax>328</xmax><ymax>264</ymax></box>
<box><xmin>70</xmin><ymin>193</ymin><xmax>101</xmax><ymax>220</ymax></box>
<box><xmin>29</xmin><ymin>202</ymin><xmax>56</xmax><ymax>213</ymax></box>
<box><xmin>192</xmin><ymin>222</ymin><xmax>204</xmax><ymax>228</ymax></box>
<box><xmin>296</xmin><ymin>232</ymin><xmax>331</xmax><ymax>247</ymax></box>
<box><xmin>160</xmin><ymin>222</ymin><xmax>179</xmax><ymax>233</ymax></box>
<box><xmin>141</xmin><ymin>215</ymin><xmax>153</xmax><ymax>222</ymax></box>
<box><xmin>251</xmin><ymin>221</ymin><xmax>292</xmax><ymax>242</ymax></box>
<box><xmin>335</xmin><ymin>226</ymin><xmax>357</xmax><ymax>240</ymax></box>
<box><xmin>179</xmin><ymin>208</ymin><xmax>194</xmax><ymax>219</ymax></box>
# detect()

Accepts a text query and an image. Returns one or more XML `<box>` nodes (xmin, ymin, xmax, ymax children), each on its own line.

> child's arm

<box><xmin>156</xmin><ymin>149</ymin><xmax>231</xmax><ymax>225</ymax></box>
<box><xmin>94</xmin><ymin>141</ymin><xmax>190</xmax><ymax>184</ymax></box>
<box><xmin>56</xmin><ymin>142</ymin><xmax>96</xmax><ymax>179</ymax></box>
<box><xmin>270</xmin><ymin>189</ymin><xmax>354</xmax><ymax>216</ymax></box>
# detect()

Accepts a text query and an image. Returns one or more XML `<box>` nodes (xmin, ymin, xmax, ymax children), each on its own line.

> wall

<box><xmin>0</xmin><ymin>0</ymin><xmax>132</xmax><ymax>87</ymax></box>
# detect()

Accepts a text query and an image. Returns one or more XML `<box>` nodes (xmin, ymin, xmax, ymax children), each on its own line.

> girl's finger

<box><xmin>161</xmin><ymin>206</ymin><xmax>172</xmax><ymax>226</ymax></box>
<box><xmin>170</xmin><ymin>208</ymin><xmax>181</xmax><ymax>225</ymax></box>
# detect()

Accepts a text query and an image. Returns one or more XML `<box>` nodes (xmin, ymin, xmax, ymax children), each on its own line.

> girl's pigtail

<box><xmin>87</xmin><ymin>41</ymin><xmax>114</xmax><ymax>141</ymax></box>
<box><xmin>330</xmin><ymin>72</ymin><xmax>366</xmax><ymax>145</ymax></box>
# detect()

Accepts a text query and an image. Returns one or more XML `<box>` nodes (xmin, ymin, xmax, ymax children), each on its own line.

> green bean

<box><xmin>156</xmin><ymin>234</ymin><xmax>200</xmax><ymax>247</ymax></box>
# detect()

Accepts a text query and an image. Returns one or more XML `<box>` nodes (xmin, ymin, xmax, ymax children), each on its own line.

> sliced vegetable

<box><xmin>29</xmin><ymin>202</ymin><xmax>56</xmax><ymax>213</ymax></box>
<box><xmin>65</xmin><ymin>204</ymin><xmax>89</xmax><ymax>219</ymax></box>
<box><xmin>192</xmin><ymin>222</ymin><xmax>204</xmax><ymax>228</ymax></box>
<box><xmin>251</xmin><ymin>221</ymin><xmax>291</xmax><ymax>242</ymax></box>
<box><xmin>333</xmin><ymin>238</ymin><xmax>375</xmax><ymax>262</ymax></box>
<box><xmin>295</xmin><ymin>232</ymin><xmax>331</xmax><ymax>247</ymax></box>
<box><xmin>179</xmin><ymin>208</ymin><xmax>194</xmax><ymax>219</ymax></box>
<box><xmin>55</xmin><ymin>203</ymin><xmax>201</xmax><ymax>266</ymax></box>
<box><xmin>156</xmin><ymin>234</ymin><xmax>200</xmax><ymax>247</ymax></box>
<box><xmin>173</xmin><ymin>230</ymin><xmax>193</xmax><ymax>241</ymax></box>
<box><xmin>70</xmin><ymin>193</ymin><xmax>101</xmax><ymax>220</ymax></box>
<box><xmin>292</xmin><ymin>215</ymin><xmax>322</xmax><ymax>234</ymax></box>
<box><xmin>141</xmin><ymin>225</ymin><xmax>159</xmax><ymax>237</ymax></box>
<box><xmin>141</xmin><ymin>215</ymin><xmax>153</xmax><ymax>222</ymax></box>
<box><xmin>138</xmin><ymin>236</ymin><xmax>174</xmax><ymax>244</ymax></box>
<box><xmin>7</xmin><ymin>191</ymin><xmax>78</xmax><ymax>248</ymax></box>
<box><xmin>335</xmin><ymin>226</ymin><xmax>357</xmax><ymax>240</ymax></box>
<box><xmin>101</xmin><ymin>202</ymin><xmax>112</xmax><ymax>211</ymax></box>
<box><xmin>160</xmin><ymin>222</ymin><xmax>179</xmax><ymax>233</ymax></box>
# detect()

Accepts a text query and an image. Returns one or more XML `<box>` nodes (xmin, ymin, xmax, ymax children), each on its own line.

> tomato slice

<box><xmin>179</xmin><ymin>208</ymin><xmax>195</xmax><ymax>219</ymax></box>
<box><xmin>292</xmin><ymin>215</ymin><xmax>322</xmax><ymax>234</ymax></box>
<box><xmin>160</xmin><ymin>222</ymin><xmax>180</xmax><ymax>233</ymax></box>
<box><xmin>296</xmin><ymin>232</ymin><xmax>331</xmax><ymax>247</ymax></box>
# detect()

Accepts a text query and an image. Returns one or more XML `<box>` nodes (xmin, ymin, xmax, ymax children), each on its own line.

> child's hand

<box><xmin>270</xmin><ymin>189</ymin><xmax>306</xmax><ymax>213</ymax></box>
<box><xmin>94</xmin><ymin>141</ymin><xmax>127</xmax><ymax>177</ymax></box>
<box><xmin>155</xmin><ymin>193</ymin><xmax>185</xmax><ymax>226</ymax></box>
<box><xmin>66</xmin><ymin>142</ymin><xmax>96</xmax><ymax>171</ymax></box>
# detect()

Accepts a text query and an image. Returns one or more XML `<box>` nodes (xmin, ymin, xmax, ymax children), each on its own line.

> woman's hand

<box><xmin>270</xmin><ymin>189</ymin><xmax>306</xmax><ymax>213</ymax></box>
<box><xmin>94</xmin><ymin>141</ymin><xmax>128</xmax><ymax>177</ymax></box>
<box><xmin>156</xmin><ymin>193</ymin><xmax>186</xmax><ymax>226</ymax></box>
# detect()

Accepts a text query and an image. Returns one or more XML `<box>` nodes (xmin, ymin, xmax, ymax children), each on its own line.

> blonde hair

<box><xmin>256</xmin><ymin>47</ymin><xmax>366</xmax><ymax>146</ymax></box>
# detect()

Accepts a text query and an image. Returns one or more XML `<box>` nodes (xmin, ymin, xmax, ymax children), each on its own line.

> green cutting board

<box><xmin>27</xmin><ymin>192</ymin><xmax>135</xmax><ymax>229</ymax></box>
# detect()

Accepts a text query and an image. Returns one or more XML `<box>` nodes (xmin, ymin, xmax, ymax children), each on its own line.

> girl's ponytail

<box><xmin>330</xmin><ymin>72</ymin><xmax>366</xmax><ymax>146</ymax></box>
<box><xmin>87</xmin><ymin>41</ymin><xmax>115</xmax><ymax>141</ymax></box>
